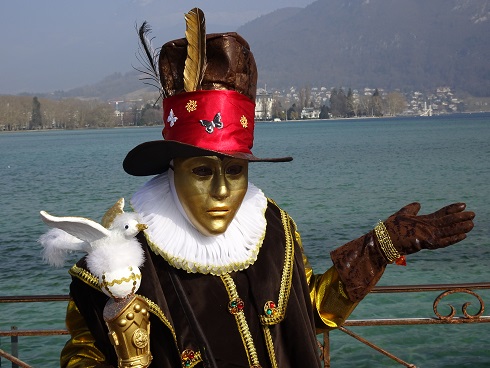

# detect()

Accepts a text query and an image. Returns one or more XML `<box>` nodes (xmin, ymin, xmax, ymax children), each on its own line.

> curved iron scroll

<box><xmin>433</xmin><ymin>288</ymin><xmax>485</xmax><ymax>320</ymax></box>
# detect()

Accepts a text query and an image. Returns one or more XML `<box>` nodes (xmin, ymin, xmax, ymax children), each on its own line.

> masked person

<box><xmin>60</xmin><ymin>8</ymin><xmax>475</xmax><ymax>368</ymax></box>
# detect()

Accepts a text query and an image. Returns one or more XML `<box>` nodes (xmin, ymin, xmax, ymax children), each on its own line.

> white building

<box><xmin>300</xmin><ymin>107</ymin><xmax>320</xmax><ymax>119</ymax></box>
<box><xmin>255</xmin><ymin>91</ymin><xmax>273</xmax><ymax>120</ymax></box>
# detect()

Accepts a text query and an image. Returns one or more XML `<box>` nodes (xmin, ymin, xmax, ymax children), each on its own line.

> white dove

<box><xmin>39</xmin><ymin>198</ymin><xmax>147</xmax><ymax>298</ymax></box>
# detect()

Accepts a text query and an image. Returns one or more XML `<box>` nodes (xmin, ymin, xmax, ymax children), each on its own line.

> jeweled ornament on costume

<box><xmin>264</xmin><ymin>301</ymin><xmax>277</xmax><ymax>317</ymax></box>
<box><xmin>181</xmin><ymin>349</ymin><xmax>200</xmax><ymax>367</ymax></box>
<box><xmin>228</xmin><ymin>297</ymin><xmax>245</xmax><ymax>315</ymax></box>
<box><xmin>200</xmin><ymin>112</ymin><xmax>223</xmax><ymax>133</ymax></box>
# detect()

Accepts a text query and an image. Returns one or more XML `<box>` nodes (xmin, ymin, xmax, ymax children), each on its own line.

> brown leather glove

<box><xmin>380</xmin><ymin>202</ymin><xmax>475</xmax><ymax>259</ymax></box>
<box><xmin>331</xmin><ymin>202</ymin><xmax>475</xmax><ymax>302</ymax></box>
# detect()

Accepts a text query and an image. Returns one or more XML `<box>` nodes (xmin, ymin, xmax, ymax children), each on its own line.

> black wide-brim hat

<box><xmin>123</xmin><ymin>137</ymin><xmax>293</xmax><ymax>176</ymax></box>
<box><xmin>123</xmin><ymin>9</ymin><xmax>292</xmax><ymax>177</ymax></box>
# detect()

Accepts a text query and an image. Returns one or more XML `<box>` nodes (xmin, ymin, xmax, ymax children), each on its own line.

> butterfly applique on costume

<box><xmin>200</xmin><ymin>112</ymin><xmax>223</xmax><ymax>134</ymax></box>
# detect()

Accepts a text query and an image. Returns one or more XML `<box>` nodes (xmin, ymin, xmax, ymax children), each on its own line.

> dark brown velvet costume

<box><xmin>61</xmin><ymin>200</ymin><xmax>385</xmax><ymax>368</ymax></box>
<box><xmin>56</xmin><ymin>9</ymin><xmax>476</xmax><ymax>367</ymax></box>
<box><xmin>60</xmin><ymin>17</ymin><xmax>392</xmax><ymax>368</ymax></box>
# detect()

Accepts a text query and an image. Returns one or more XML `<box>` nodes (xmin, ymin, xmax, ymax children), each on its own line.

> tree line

<box><xmin>1</xmin><ymin>87</ymin><xmax>408</xmax><ymax>131</ymax></box>
<box><xmin>0</xmin><ymin>95</ymin><xmax>164</xmax><ymax>131</ymax></box>
<box><xmin>0</xmin><ymin>95</ymin><xmax>117</xmax><ymax>131</ymax></box>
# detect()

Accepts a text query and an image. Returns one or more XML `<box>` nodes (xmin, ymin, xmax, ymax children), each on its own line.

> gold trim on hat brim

<box><xmin>123</xmin><ymin>140</ymin><xmax>293</xmax><ymax>176</ymax></box>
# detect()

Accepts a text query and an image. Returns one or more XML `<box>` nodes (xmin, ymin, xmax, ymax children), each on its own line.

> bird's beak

<box><xmin>137</xmin><ymin>223</ymin><xmax>148</xmax><ymax>232</ymax></box>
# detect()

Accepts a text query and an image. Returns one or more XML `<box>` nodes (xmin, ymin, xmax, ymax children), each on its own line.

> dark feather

<box><xmin>133</xmin><ymin>21</ymin><xmax>165</xmax><ymax>99</ymax></box>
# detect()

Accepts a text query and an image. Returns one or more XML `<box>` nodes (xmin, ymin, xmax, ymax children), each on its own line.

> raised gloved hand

<box><xmin>378</xmin><ymin>202</ymin><xmax>475</xmax><ymax>262</ymax></box>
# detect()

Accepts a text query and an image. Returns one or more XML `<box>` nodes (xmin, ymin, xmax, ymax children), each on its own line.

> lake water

<box><xmin>1</xmin><ymin>113</ymin><xmax>489</xmax><ymax>367</ymax></box>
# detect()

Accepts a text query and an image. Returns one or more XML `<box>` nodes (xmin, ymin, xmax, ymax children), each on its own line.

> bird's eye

<box><xmin>125</xmin><ymin>225</ymin><xmax>129</xmax><ymax>229</ymax></box>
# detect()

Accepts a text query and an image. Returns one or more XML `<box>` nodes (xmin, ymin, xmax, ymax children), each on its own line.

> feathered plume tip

<box><xmin>134</xmin><ymin>21</ymin><xmax>164</xmax><ymax>102</ymax></box>
<box><xmin>39</xmin><ymin>228</ymin><xmax>90</xmax><ymax>267</ymax></box>
<box><xmin>184</xmin><ymin>7</ymin><xmax>207</xmax><ymax>92</ymax></box>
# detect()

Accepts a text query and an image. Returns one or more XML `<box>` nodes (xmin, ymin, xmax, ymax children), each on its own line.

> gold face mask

<box><xmin>172</xmin><ymin>156</ymin><xmax>249</xmax><ymax>236</ymax></box>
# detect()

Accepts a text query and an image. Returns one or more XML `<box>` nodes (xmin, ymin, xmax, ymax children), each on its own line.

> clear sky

<box><xmin>0</xmin><ymin>0</ymin><xmax>314</xmax><ymax>95</ymax></box>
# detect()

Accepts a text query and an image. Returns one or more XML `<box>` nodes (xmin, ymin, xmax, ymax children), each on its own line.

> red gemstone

<box><xmin>395</xmin><ymin>256</ymin><xmax>407</xmax><ymax>266</ymax></box>
<box><xmin>270</xmin><ymin>302</ymin><xmax>275</xmax><ymax>308</ymax></box>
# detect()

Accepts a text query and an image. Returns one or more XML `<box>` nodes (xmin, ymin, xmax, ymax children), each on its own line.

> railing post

<box><xmin>323</xmin><ymin>331</ymin><xmax>331</xmax><ymax>367</ymax></box>
<box><xmin>10</xmin><ymin>327</ymin><xmax>17</xmax><ymax>368</ymax></box>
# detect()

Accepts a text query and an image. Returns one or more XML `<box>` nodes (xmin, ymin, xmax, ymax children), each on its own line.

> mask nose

<box><xmin>210</xmin><ymin>169</ymin><xmax>230</xmax><ymax>200</ymax></box>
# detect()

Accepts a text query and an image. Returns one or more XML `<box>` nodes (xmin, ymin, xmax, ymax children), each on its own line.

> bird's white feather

<box><xmin>40</xmin><ymin>210</ymin><xmax>111</xmax><ymax>243</ymax></box>
<box><xmin>39</xmin><ymin>200</ymin><xmax>148</xmax><ymax>298</ymax></box>
<box><xmin>86</xmin><ymin>238</ymin><xmax>145</xmax><ymax>278</ymax></box>
<box><xmin>38</xmin><ymin>228</ymin><xmax>90</xmax><ymax>267</ymax></box>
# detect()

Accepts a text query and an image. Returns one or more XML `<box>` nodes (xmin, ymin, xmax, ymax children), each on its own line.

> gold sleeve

<box><xmin>60</xmin><ymin>299</ymin><xmax>112</xmax><ymax>368</ymax></box>
<box><xmin>295</xmin><ymin>230</ymin><xmax>359</xmax><ymax>333</ymax></box>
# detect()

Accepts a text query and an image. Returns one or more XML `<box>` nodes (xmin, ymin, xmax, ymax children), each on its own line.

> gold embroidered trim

<box><xmin>139</xmin><ymin>296</ymin><xmax>177</xmax><ymax>341</ymax></box>
<box><xmin>140</xmin><ymin>297</ymin><xmax>203</xmax><ymax>367</ymax></box>
<box><xmin>101</xmin><ymin>272</ymin><xmax>141</xmax><ymax>288</ymax></box>
<box><xmin>259</xmin><ymin>206</ymin><xmax>295</xmax><ymax>326</ymax></box>
<box><xmin>69</xmin><ymin>264</ymin><xmax>101</xmax><ymax>291</ymax></box>
<box><xmin>221</xmin><ymin>274</ymin><xmax>261</xmax><ymax>368</ymax></box>
<box><xmin>69</xmin><ymin>265</ymin><xmax>186</xmax><ymax>365</ymax></box>
<box><xmin>374</xmin><ymin>220</ymin><xmax>401</xmax><ymax>262</ymax></box>
<box><xmin>100</xmin><ymin>270</ymin><xmax>141</xmax><ymax>298</ymax></box>
<box><xmin>262</xmin><ymin>326</ymin><xmax>278</xmax><ymax>368</ymax></box>
<box><xmin>145</xmin><ymin>226</ymin><xmax>265</xmax><ymax>276</ymax></box>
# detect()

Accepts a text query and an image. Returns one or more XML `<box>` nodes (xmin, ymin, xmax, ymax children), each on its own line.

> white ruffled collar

<box><xmin>131</xmin><ymin>172</ymin><xmax>268</xmax><ymax>275</ymax></box>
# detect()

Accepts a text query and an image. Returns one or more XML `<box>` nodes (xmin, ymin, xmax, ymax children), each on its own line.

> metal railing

<box><xmin>0</xmin><ymin>295</ymin><xmax>70</xmax><ymax>368</ymax></box>
<box><xmin>319</xmin><ymin>282</ymin><xmax>490</xmax><ymax>367</ymax></box>
<box><xmin>1</xmin><ymin>283</ymin><xmax>489</xmax><ymax>367</ymax></box>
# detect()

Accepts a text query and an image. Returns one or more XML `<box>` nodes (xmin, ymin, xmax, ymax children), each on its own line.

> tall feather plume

<box><xmin>134</xmin><ymin>21</ymin><xmax>165</xmax><ymax>100</ymax></box>
<box><xmin>184</xmin><ymin>8</ymin><xmax>206</xmax><ymax>92</ymax></box>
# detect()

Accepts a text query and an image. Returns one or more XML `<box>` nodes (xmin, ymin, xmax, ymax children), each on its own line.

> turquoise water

<box><xmin>1</xmin><ymin>113</ymin><xmax>489</xmax><ymax>366</ymax></box>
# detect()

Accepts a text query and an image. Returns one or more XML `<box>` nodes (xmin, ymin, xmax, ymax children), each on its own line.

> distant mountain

<box><xmin>238</xmin><ymin>0</ymin><xmax>490</xmax><ymax>96</ymax></box>
<box><xmin>39</xmin><ymin>0</ymin><xmax>490</xmax><ymax>100</ymax></box>
<box><xmin>36</xmin><ymin>71</ymin><xmax>150</xmax><ymax>101</ymax></box>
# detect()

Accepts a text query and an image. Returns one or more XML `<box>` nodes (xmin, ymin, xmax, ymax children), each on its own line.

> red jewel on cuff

<box><xmin>395</xmin><ymin>255</ymin><xmax>407</xmax><ymax>266</ymax></box>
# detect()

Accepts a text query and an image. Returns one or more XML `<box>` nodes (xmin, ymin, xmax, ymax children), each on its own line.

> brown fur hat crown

<box><xmin>159</xmin><ymin>32</ymin><xmax>257</xmax><ymax>101</ymax></box>
<box><xmin>123</xmin><ymin>8</ymin><xmax>291</xmax><ymax>176</ymax></box>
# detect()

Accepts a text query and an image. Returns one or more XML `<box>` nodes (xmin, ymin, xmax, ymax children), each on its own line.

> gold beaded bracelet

<box><xmin>374</xmin><ymin>221</ymin><xmax>404</xmax><ymax>264</ymax></box>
